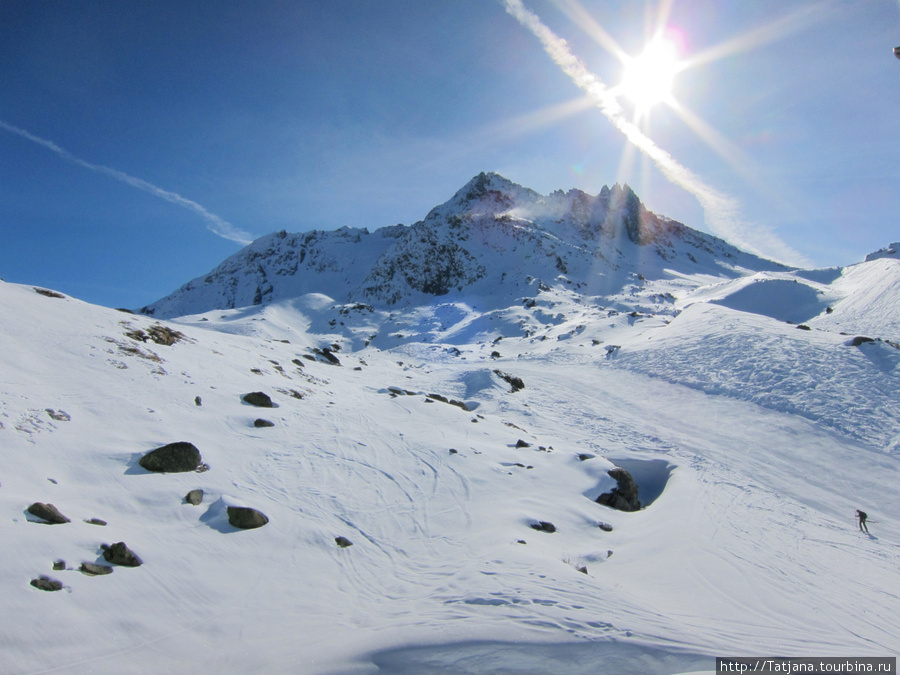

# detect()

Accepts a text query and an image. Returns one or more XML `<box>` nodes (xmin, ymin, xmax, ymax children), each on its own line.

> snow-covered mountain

<box><xmin>3</xmin><ymin>174</ymin><xmax>899</xmax><ymax>674</ymax></box>
<box><xmin>140</xmin><ymin>173</ymin><xmax>787</xmax><ymax>318</ymax></box>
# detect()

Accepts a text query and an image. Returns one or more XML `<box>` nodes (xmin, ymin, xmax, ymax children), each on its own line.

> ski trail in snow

<box><xmin>486</xmin><ymin>359</ymin><xmax>900</xmax><ymax>653</ymax></box>
<box><xmin>4</xmin><ymin>280</ymin><xmax>899</xmax><ymax>671</ymax></box>
<box><xmin>24</xmin><ymin>629</ymin><xmax>186</xmax><ymax>675</ymax></box>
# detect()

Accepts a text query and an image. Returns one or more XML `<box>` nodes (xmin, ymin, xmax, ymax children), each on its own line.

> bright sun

<box><xmin>620</xmin><ymin>36</ymin><xmax>682</xmax><ymax>110</ymax></box>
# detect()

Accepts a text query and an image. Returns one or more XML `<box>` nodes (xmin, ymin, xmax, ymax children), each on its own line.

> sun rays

<box><xmin>502</xmin><ymin>0</ymin><xmax>821</xmax><ymax>265</ymax></box>
<box><xmin>618</xmin><ymin>32</ymin><xmax>683</xmax><ymax>113</ymax></box>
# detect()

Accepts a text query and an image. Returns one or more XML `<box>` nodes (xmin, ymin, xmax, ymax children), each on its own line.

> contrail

<box><xmin>502</xmin><ymin>0</ymin><xmax>808</xmax><ymax>265</ymax></box>
<box><xmin>0</xmin><ymin>119</ymin><xmax>253</xmax><ymax>246</ymax></box>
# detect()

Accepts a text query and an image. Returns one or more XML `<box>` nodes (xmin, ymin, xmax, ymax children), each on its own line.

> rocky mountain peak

<box><xmin>141</xmin><ymin>173</ymin><xmax>787</xmax><ymax>318</ymax></box>
<box><xmin>424</xmin><ymin>171</ymin><xmax>541</xmax><ymax>223</ymax></box>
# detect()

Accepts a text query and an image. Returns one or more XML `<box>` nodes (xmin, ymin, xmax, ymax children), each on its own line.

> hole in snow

<box><xmin>607</xmin><ymin>457</ymin><xmax>675</xmax><ymax>508</ymax></box>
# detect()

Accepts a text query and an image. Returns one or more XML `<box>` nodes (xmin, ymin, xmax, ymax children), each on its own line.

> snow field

<box><xmin>2</xmin><ymin>278</ymin><xmax>899</xmax><ymax>674</ymax></box>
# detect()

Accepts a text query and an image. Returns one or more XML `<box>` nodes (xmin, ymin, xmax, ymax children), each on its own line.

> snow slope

<box><xmin>3</xmin><ymin>270</ymin><xmax>899</xmax><ymax>674</ymax></box>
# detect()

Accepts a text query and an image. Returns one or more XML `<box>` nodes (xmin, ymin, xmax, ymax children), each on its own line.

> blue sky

<box><xmin>2</xmin><ymin>1</ymin><xmax>899</xmax><ymax>309</ymax></box>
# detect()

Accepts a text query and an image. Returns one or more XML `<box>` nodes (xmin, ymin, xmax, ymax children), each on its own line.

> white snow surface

<box><xmin>3</xmin><ymin>258</ymin><xmax>899</xmax><ymax>674</ymax></box>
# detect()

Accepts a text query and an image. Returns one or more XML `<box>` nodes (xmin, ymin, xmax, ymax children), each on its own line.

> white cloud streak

<box><xmin>501</xmin><ymin>0</ymin><xmax>808</xmax><ymax>265</ymax></box>
<box><xmin>0</xmin><ymin>119</ymin><xmax>253</xmax><ymax>246</ymax></box>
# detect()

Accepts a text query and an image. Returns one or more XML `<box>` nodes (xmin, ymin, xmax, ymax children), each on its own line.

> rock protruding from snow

<box><xmin>596</xmin><ymin>468</ymin><xmax>642</xmax><ymax>512</ymax></box>
<box><xmin>80</xmin><ymin>562</ymin><xmax>113</xmax><ymax>576</ymax></box>
<box><xmin>102</xmin><ymin>542</ymin><xmax>143</xmax><ymax>567</ymax></box>
<box><xmin>31</xmin><ymin>576</ymin><xmax>64</xmax><ymax>591</ymax></box>
<box><xmin>227</xmin><ymin>506</ymin><xmax>269</xmax><ymax>530</ymax></box>
<box><xmin>27</xmin><ymin>502</ymin><xmax>70</xmax><ymax>524</ymax></box>
<box><xmin>494</xmin><ymin>370</ymin><xmax>525</xmax><ymax>393</ymax></box>
<box><xmin>242</xmin><ymin>391</ymin><xmax>274</xmax><ymax>408</ymax></box>
<box><xmin>139</xmin><ymin>442</ymin><xmax>204</xmax><ymax>473</ymax></box>
<box><xmin>184</xmin><ymin>489</ymin><xmax>204</xmax><ymax>506</ymax></box>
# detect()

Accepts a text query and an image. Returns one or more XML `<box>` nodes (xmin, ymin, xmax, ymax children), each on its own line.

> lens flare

<box><xmin>502</xmin><ymin>0</ymin><xmax>810</xmax><ymax>266</ymax></box>
<box><xmin>620</xmin><ymin>35</ymin><xmax>682</xmax><ymax>110</ymax></box>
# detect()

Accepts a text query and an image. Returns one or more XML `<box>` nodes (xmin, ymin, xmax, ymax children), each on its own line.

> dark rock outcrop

<box><xmin>253</xmin><ymin>418</ymin><xmax>275</xmax><ymax>428</ymax></box>
<box><xmin>102</xmin><ymin>542</ymin><xmax>143</xmax><ymax>567</ymax></box>
<box><xmin>426</xmin><ymin>393</ymin><xmax>470</xmax><ymax>411</ymax></box>
<box><xmin>80</xmin><ymin>562</ymin><xmax>113</xmax><ymax>576</ymax></box>
<box><xmin>33</xmin><ymin>287</ymin><xmax>66</xmax><ymax>299</ymax></box>
<box><xmin>596</xmin><ymin>467</ymin><xmax>641</xmax><ymax>512</ymax></box>
<box><xmin>314</xmin><ymin>347</ymin><xmax>341</xmax><ymax>365</ymax></box>
<box><xmin>27</xmin><ymin>502</ymin><xmax>70</xmax><ymax>524</ymax></box>
<box><xmin>185</xmin><ymin>489</ymin><xmax>204</xmax><ymax>506</ymax></box>
<box><xmin>335</xmin><ymin>536</ymin><xmax>353</xmax><ymax>548</ymax></box>
<box><xmin>227</xmin><ymin>506</ymin><xmax>269</xmax><ymax>530</ymax></box>
<box><xmin>530</xmin><ymin>520</ymin><xmax>556</xmax><ymax>533</ymax></box>
<box><xmin>31</xmin><ymin>576</ymin><xmax>64</xmax><ymax>591</ymax></box>
<box><xmin>242</xmin><ymin>392</ymin><xmax>274</xmax><ymax>408</ymax></box>
<box><xmin>494</xmin><ymin>370</ymin><xmax>525</xmax><ymax>392</ymax></box>
<box><xmin>139</xmin><ymin>441</ymin><xmax>203</xmax><ymax>473</ymax></box>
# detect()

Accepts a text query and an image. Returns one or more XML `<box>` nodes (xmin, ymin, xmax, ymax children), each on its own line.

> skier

<box><xmin>856</xmin><ymin>509</ymin><xmax>869</xmax><ymax>533</ymax></box>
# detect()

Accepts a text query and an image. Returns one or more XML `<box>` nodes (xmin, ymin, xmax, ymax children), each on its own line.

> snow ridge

<box><xmin>141</xmin><ymin>172</ymin><xmax>787</xmax><ymax>318</ymax></box>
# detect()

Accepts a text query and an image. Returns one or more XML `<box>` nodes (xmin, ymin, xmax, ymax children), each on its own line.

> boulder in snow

<box><xmin>596</xmin><ymin>467</ymin><xmax>641</xmax><ymax>512</ymax></box>
<box><xmin>139</xmin><ymin>441</ymin><xmax>204</xmax><ymax>473</ymax></box>
<box><xmin>184</xmin><ymin>489</ymin><xmax>204</xmax><ymax>506</ymax></box>
<box><xmin>31</xmin><ymin>576</ymin><xmax>63</xmax><ymax>591</ymax></box>
<box><xmin>227</xmin><ymin>506</ymin><xmax>269</xmax><ymax>530</ymax></box>
<box><xmin>80</xmin><ymin>562</ymin><xmax>113</xmax><ymax>576</ymax></box>
<box><xmin>102</xmin><ymin>542</ymin><xmax>143</xmax><ymax>567</ymax></box>
<box><xmin>27</xmin><ymin>502</ymin><xmax>70</xmax><ymax>524</ymax></box>
<box><xmin>493</xmin><ymin>369</ymin><xmax>525</xmax><ymax>392</ymax></box>
<box><xmin>242</xmin><ymin>391</ymin><xmax>274</xmax><ymax>408</ymax></box>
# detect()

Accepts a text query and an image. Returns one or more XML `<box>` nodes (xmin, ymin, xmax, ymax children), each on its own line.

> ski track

<box><xmin>2</xmin><ymin>278</ymin><xmax>899</xmax><ymax>673</ymax></box>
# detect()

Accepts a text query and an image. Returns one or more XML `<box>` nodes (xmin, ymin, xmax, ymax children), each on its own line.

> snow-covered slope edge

<box><xmin>3</xmin><ymin>280</ymin><xmax>899</xmax><ymax>674</ymax></box>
